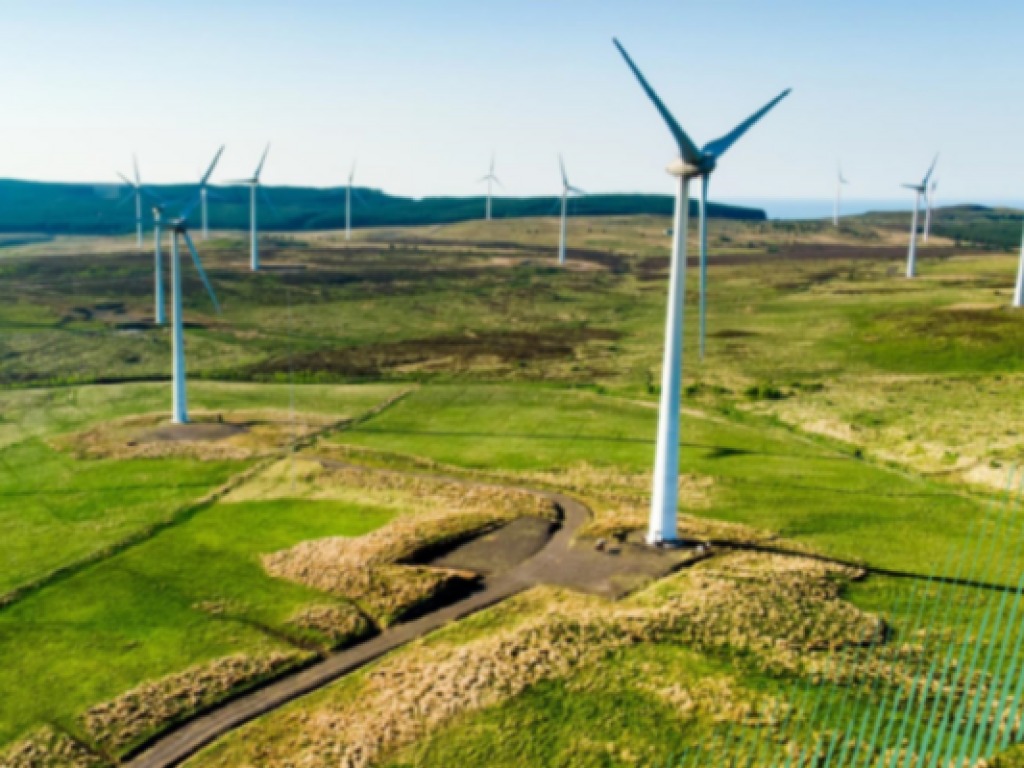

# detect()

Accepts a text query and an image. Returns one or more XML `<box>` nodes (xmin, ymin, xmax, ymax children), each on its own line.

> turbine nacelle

<box><xmin>666</xmin><ymin>156</ymin><xmax>715</xmax><ymax>179</ymax></box>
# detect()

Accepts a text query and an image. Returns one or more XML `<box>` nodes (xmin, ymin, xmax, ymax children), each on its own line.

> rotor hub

<box><xmin>666</xmin><ymin>156</ymin><xmax>714</xmax><ymax>179</ymax></box>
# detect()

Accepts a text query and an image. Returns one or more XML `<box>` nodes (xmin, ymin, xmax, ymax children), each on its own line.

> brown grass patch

<box><xmin>0</xmin><ymin>727</ymin><xmax>105</xmax><ymax>768</ymax></box>
<box><xmin>81</xmin><ymin>651</ymin><xmax>308</xmax><ymax>753</ymax></box>
<box><xmin>244</xmin><ymin>329</ymin><xmax>620</xmax><ymax>379</ymax></box>
<box><xmin>287</xmin><ymin>604</ymin><xmax>374</xmax><ymax>649</ymax></box>
<box><xmin>51</xmin><ymin>411</ymin><xmax>336</xmax><ymax>462</ymax></box>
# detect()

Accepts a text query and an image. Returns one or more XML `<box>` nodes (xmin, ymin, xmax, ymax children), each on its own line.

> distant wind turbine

<box><xmin>346</xmin><ymin>161</ymin><xmax>356</xmax><ymax>241</ymax></box>
<box><xmin>119</xmin><ymin>160</ymin><xmax>172</xmax><ymax>323</ymax></box>
<box><xmin>558</xmin><ymin>156</ymin><xmax>585</xmax><ymax>266</ymax></box>
<box><xmin>902</xmin><ymin>154</ymin><xmax>939</xmax><ymax>278</ymax></box>
<box><xmin>167</xmin><ymin>149</ymin><xmax>225</xmax><ymax>424</ymax></box>
<box><xmin>614</xmin><ymin>37</ymin><xmax>790</xmax><ymax>545</ymax></box>
<box><xmin>1015</xmin><ymin>219</ymin><xmax>1024</xmax><ymax>308</ymax></box>
<box><xmin>228</xmin><ymin>144</ymin><xmax>271</xmax><ymax>271</ymax></box>
<box><xmin>834</xmin><ymin>165</ymin><xmax>849</xmax><ymax>227</ymax></box>
<box><xmin>923</xmin><ymin>178</ymin><xmax>939</xmax><ymax>242</ymax></box>
<box><xmin>479</xmin><ymin>156</ymin><xmax>501</xmax><ymax>221</ymax></box>
<box><xmin>148</xmin><ymin>195</ymin><xmax>169</xmax><ymax>325</ymax></box>
<box><xmin>197</xmin><ymin>161</ymin><xmax>223</xmax><ymax>241</ymax></box>
<box><xmin>117</xmin><ymin>155</ymin><xmax>145</xmax><ymax>248</ymax></box>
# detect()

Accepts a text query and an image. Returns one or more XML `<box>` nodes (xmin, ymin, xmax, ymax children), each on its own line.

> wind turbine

<box><xmin>558</xmin><ymin>155</ymin><xmax>585</xmax><ymax>266</ymax></box>
<box><xmin>923</xmin><ymin>178</ymin><xmax>939</xmax><ymax>242</ymax></box>
<box><xmin>479</xmin><ymin>156</ymin><xmax>501</xmax><ymax>221</ymax></box>
<box><xmin>167</xmin><ymin>149</ymin><xmax>224</xmax><ymax>424</ymax></box>
<box><xmin>834</xmin><ymin>165</ymin><xmax>849</xmax><ymax>227</ymax></box>
<box><xmin>346</xmin><ymin>161</ymin><xmax>355</xmax><ymax>241</ymax></box>
<box><xmin>117</xmin><ymin>156</ymin><xmax>144</xmax><ymax>248</ymax></box>
<box><xmin>613</xmin><ymin>38</ymin><xmax>790</xmax><ymax>545</ymax></box>
<box><xmin>228</xmin><ymin>144</ymin><xmax>271</xmax><ymax>271</ymax></box>
<box><xmin>902</xmin><ymin>154</ymin><xmax>939</xmax><ymax>278</ymax></box>
<box><xmin>1015</xmin><ymin>218</ymin><xmax>1024</xmax><ymax>309</ymax></box>
<box><xmin>149</xmin><ymin>195</ymin><xmax>169</xmax><ymax>325</ymax></box>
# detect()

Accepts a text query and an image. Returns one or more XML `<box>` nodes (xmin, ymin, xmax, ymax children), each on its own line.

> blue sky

<box><xmin>2</xmin><ymin>0</ymin><xmax>1022</xmax><ymax>202</ymax></box>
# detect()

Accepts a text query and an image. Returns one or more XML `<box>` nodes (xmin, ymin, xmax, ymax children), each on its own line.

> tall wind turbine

<box><xmin>479</xmin><ymin>156</ymin><xmax>501</xmax><ymax>221</ymax></box>
<box><xmin>923</xmin><ymin>178</ymin><xmax>939</xmax><ymax>242</ymax></box>
<box><xmin>346</xmin><ymin>161</ymin><xmax>355</xmax><ymax>241</ymax></box>
<box><xmin>229</xmin><ymin>144</ymin><xmax>271</xmax><ymax>271</ymax></box>
<box><xmin>903</xmin><ymin>154</ymin><xmax>939</xmax><ymax>278</ymax></box>
<box><xmin>834</xmin><ymin>165</ymin><xmax>849</xmax><ymax>227</ymax></box>
<box><xmin>558</xmin><ymin>155</ymin><xmax>585</xmax><ymax>266</ymax></box>
<box><xmin>117</xmin><ymin>156</ymin><xmax>144</xmax><ymax>248</ymax></box>
<box><xmin>167</xmin><ymin>149</ymin><xmax>224</xmax><ymax>424</ymax></box>
<box><xmin>613</xmin><ymin>38</ymin><xmax>790</xmax><ymax>545</ymax></box>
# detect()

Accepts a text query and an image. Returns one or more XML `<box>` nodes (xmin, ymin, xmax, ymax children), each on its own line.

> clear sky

<box><xmin>2</xmin><ymin>0</ymin><xmax>1022</xmax><ymax>202</ymax></box>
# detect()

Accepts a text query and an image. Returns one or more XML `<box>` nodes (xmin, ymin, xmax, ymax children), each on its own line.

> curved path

<box><xmin>127</xmin><ymin>463</ymin><xmax>692</xmax><ymax>768</ymax></box>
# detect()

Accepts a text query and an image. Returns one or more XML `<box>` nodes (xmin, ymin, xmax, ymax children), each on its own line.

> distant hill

<box><xmin>0</xmin><ymin>179</ymin><xmax>765</xmax><ymax>235</ymax></box>
<box><xmin>858</xmin><ymin>204</ymin><xmax>1023</xmax><ymax>250</ymax></box>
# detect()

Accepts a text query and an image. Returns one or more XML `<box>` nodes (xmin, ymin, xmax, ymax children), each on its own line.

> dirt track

<box><xmin>126</xmin><ymin>461</ymin><xmax>694</xmax><ymax>768</ymax></box>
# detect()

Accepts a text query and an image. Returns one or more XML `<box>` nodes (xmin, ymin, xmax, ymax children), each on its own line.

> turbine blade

<box><xmin>492</xmin><ymin>176</ymin><xmax>504</xmax><ymax>189</ymax></box>
<box><xmin>116</xmin><ymin>172</ymin><xmax>135</xmax><ymax>188</ymax></box>
<box><xmin>570</xmin><ymin>185</ymin><xmax>587</xmax><ymax>196</ymax></box>
<box><xmin>612</xmin><ymin>38</ymin><xmax>702</xmax><ymax>165</ymax></box>
<box><xmin>133</xmin><ymin>155</ymin><xmax>141</xmax><ymax>187</ymax></box>
<box><xmin>182</xmin><ymin>230</ymin><xmax>221</xmax><ymax>314</ymax></box>
<box><xmin>349</xmin><ymin>160</ymin><xmax>356</xmax><ymax>184</ymax></box>
<box><xmin>559</xmin><ymin>154</ymin><xmax>568</xmax><ymax>187</ymax></box>
<box><xmin>254</xmin><ymin>143</ymin><xmax>271</xmax><ymax>181</ymax></box>
<box><xmin>178</xmin><ymin>195</ymin><xmax>203</xmax><ymax>221</ymax></box>
<box><xmin>225</xmin><ymin>178</ymin><xmax>256</xmax><ymax>185</ymax></box>
<box><xmin>702</xmin><ymin>88</ymin><xmax>792</xmax><ymax>159</ymax></box>
<box><xmin>902</xmin><ymin>183</ymin><xmax>923</xmax><ymax>192</ymax></box>
<box><xmin>199</xmin><ymin>146</ymin><xmax>225</xmax><ymax>188</ymax></box>
<box><xmin>923</xmin><ymin>153</ymin><xmax>940</xmax><ymax>185</ymax></box>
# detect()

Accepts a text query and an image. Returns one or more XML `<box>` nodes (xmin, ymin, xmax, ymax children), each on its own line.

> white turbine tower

<box><xmin>1015</xmin><ymin>217</ymin><xmax>1024</xmax><ymax>308</ymax></box>
<box><xmin>614</xmin><ymin>38</ymin><xmax>790</xmax><ymax>545</ymax></box>
<box><xmin>558</xmin><ymin>155</ymin><xmax>585</xmax><ymax>266</ymax></box>
<box><xmin>229</xmin><ymin>144</ymin><xmax>271</xmax><ymax>271</ymax></box>
<box><xmin>346</xmin><ymin>161</ymin><xmax>355</xmax><ymax>241</ymax></box>
<box><xmin>923</xmin><ymin>178</ymin><xmax>939</xmax><ymax>242</ymax></box>
<box><xmin>834</xmin><ymin>165</ymin><xmax>849</xmax><ymax>227</ymax></box>
<box><xmin>117</xmin><ymin>156</ymin><xmax>144</xmax><ymax>247</ymax></box>
<box><xmin>903</xmin><ymin>154</ymin><xmax>939</xmax><ymax>279</ymax></box>
<box><xmin>168</xmin><ymin>150</ymin><xmax>225</xmax><ymax>424</ymax></box>
<box><xmin>479</xmin><ymin>156</ymin><xmax>501</xmax><ymax>221</ymax></box>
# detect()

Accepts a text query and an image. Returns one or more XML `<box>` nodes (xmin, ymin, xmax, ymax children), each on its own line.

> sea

<box><xmin>721</xmin><ymin>198</ymin><xmax>1024</xmax><ymax>222</ymax></box>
